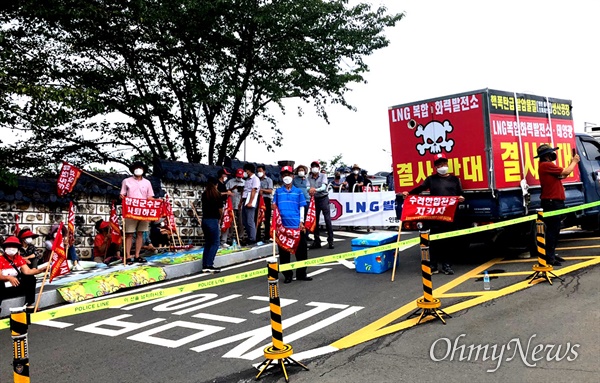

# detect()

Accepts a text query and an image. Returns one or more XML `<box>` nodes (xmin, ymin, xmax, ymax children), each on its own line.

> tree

<box><xmin>318</xmin><ymin>153</ymin><xmax>347</xmax><ymax>176</ymax></box>
<box><xmin>0</xmin><ymin>0</ymin><xmax>404</xmax><ymax>174</ymax></box>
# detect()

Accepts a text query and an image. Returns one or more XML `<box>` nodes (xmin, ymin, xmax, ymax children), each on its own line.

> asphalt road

<box><xmin>0</xmin><ymin>228</ymin><xmax>598</xmax><ymax>383</ymax></box>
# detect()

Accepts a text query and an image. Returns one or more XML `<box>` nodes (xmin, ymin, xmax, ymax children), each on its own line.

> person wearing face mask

<box><xmin>224</xmin><ymin>169</ymin><xmax>246</xmax><ymax>246</ymax></box>
<box><xmin>241</xmin><ymin>163</ymin><xmax>261</xmax><ymax>246</ymax></box>
<box><xmin>307</xmin><ymin>161</ymin><xmax>335</xmax><ymax>249</ymax></box>
<box><xmin>273</xmin><ymin>166</ymin><xmax>312</xmax><ymax>283</ymax></box>
<box><xmin>43</xmin><ymin>224</ymin><xmax>69</xmax><ymax>263</ymax></box>
<box><xmin>256</xmin><ymin>165</ymin><xmax>274</xmax><ymax>243</ymax></box>
<box><xmin>293</xmin><ymin>165</ymin><xmax>310</xmax><ymax>203</ymax></box>
<box><xmin>120</xmin><ymin>161</ymin><xmax>159</xmax><ymax>264</ymax></box>
<box><xmin>17</xmin><ymin>229</ymin><xmax>41</xmax><ymax>268</ymax></box>
<box><xmin>216</xmin><ymin>168</ymin><xmax>233</xmax><ymax>248</ymax></box>
<box><xmin>343</xmin><ymin>164</ymin><xmax>364</xmax><ymax>193</ymax></box>
<box><xmin>535</xmin><ymin>144</ymin><xmax>580</xmax><ymax>266</ymax></box>
<box><xmin>402</xmin><ymin>154</ymin><xmax>465</xmax><ymax>275</ymax></box>
<box><xmin>1</xmin><ymin>236</ymin><xmax>49</xmax><ymax>316</ymax></box>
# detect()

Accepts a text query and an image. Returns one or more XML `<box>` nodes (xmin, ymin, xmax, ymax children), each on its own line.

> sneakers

<box><xmin>202</xmin><ymin>266</ymin><xmax>221</xmax><ymax>273</ymax></box>
<box><xmin>309</xmin><ymin>242</ymin><xmax>322</xmax><ymax>250</ymax></box>
<box><xmin>221</xmin><ymin>243</ymin><xmax>230</xmax><ymax>249</ymax></box>
<box><xmin>328</xmin><ymin>242</ymin><xmax>335</xmax><ymax>249</ymax></box>
<box><xmin>73</xmin><ymin>263</ymin><xmax>84</xmax><ymax>271</ymax></box>
<box><xmin>441</xmin><ymin>264</ymin><xmax>454</xmax><ymax>275</ymax></box>
<box><xmin>555</xmin><ymin>255</ymin><xmax>565</xmax><ymax>262</ymax></box>
<box><xmin>430</xmin><ymin>265</ymin><xmax>440</xmax><ymax>274</ymax></box>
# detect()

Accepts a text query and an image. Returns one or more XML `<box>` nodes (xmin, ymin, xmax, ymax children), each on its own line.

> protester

<box><xmin>17</xmin><ymin>228</ymin><xmax>40</xmax><ymax>268</ymax></box>
<box><xmin>307</xmin><ymin>161</ymin><xmax>334</xmax><ymax>249</ymax></box>
<box><xmin>43</xmin><ymin>224</ymin><xmax>68</xmax><ymax>264</ymax></box>
<box><xmin>256</xmin><ymin>165</ymin><xmax>274</xmax><ymax>243</ymax></box>
<box><xmin>0</xmin><ymin>236</ymin><xmax>48</xmax><ymax>315</ymax></box>
<box><xmin>120</xmin><ymin>161</ymin><xmax>158</xmax><ymax>264</ymax></box>
<box><xmin>330</xmin><ymin>172</ymin><xmax>345</xmax><ymax>192</ymax></box>
<box><xmin>201</xmin><ymin>177</ymin><xmax>222</xmax><ymax>273</ymax></box>
<box><xmin>535</xmin><ymin>144</ymin><xmax>580</xmax><ymax>266</ymax></box>
<box><xmin>241</xmin><ymin>164</ymin><xmax>260</xmax><ymax>246</ymax></box>
<box><xmin>217</xmin><ymin>168</ymin><xmax>233</xmax><ymax>248</ymax></box>
<box><xmin>361</xmin><ymin>169</ymin><xmax>372</xmax><ymax>191</ymax></box>
<box><xmin>93</xmin><ymin>221</ymin><xmax>122</xmax><ymax>265</ymax></box>
<box><xmin>224</xmin><ymin>169</ymin><xmax>246</xmax><ymax>246</ymax></box>
<box><xmin>150</xmin><ymin>219</ymin><xmax>171</xmax><ymax>248</ymax></box>
<box><xmin>273</xmin><ymin>166</ymin><xmax>312</xmax><ymax>284</ymax></box>
<box><xmin>402</xmin><ymin>154</ymin><xmax>465</xmax><ymax>275</ymax></box>
<box><xmin>386</xmin><ymin>164</ymin><xmax>395</xmax><ymax>192</ymax></box>
<box><xmin>344</xmin><ymin>164</ymin><xmax>364</xmax><ymax>192</ymax></box>
<box><xmin>293</xmin><ymin>165</ymin><xmax>310</xmax><ymax>204</ymax></box>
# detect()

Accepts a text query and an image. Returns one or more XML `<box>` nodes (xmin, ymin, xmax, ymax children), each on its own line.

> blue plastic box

<box><xmin>351</xmin><ymin>232</ymin><xmax>399</xmax><ymax>274</ymax></box>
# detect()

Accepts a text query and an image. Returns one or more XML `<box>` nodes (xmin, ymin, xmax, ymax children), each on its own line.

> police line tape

<box><xmin>2</xmin><ymin>199</ymin><xmax>598</xmax><ymax>330</ymax></box>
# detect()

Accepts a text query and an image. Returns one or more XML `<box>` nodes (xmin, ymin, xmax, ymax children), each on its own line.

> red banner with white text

<box><xmin>305</xmin><ymin>196</ymin><xmax>316</xmax><ymax>233</ymax></box>
<box><xmin>110</xmin><ymin>203</ymin><xmax>122</xmax><ymax>245</ymax></box>
<box><xmin>222</xmin><ymin>197</ymin><xmax>233</xmax><ymax>233</ymax></box>
<box><xmin>271</xmin><ymin>207</ymin><xmax>301</xmax><ymax>253</ymax></box>
<box><xmin>49</xmin><ymin>222</ymin><xmax>70</xmax><ymax>282</ymax></box>
<box><xmin>400</xmin><ymin>195</ymin><xmax>460</xmax><ymax>222</ymax></box>
<box><xmin>122</xmin><ymin>197</ymin><xmax>163</xmax><ymax>221</ymax></box>
<box><xmin>57</xmin><ymin>162</ymin><xmax>82</xmax><ymax>196</ymax></box>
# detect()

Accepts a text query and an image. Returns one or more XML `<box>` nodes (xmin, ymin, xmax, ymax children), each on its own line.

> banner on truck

<box><xmin>324</xmin><ymin>191</ymin><xmax>399</xmax><ymax>227</ymax></box>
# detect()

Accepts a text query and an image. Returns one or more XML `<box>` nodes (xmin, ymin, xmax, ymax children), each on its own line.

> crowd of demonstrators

<box><xmin>256</xmin><ymin>165</ymin><xmax>273</xmax><ymax>243</ymax></box>
<box><xmin>403</xmin><ymin>154</ymin><xmax>465</xmax><ymax>275</ymax></box>
<box><xmin>307</xmin><ymin>161</ymin><xmax>334</xmax><ymax>249</ymax></box>
<box><xmin>536</xmin><ymin>144</ymin><xmax>580</xmax><ymax>266</ymax></box>
<box><xmin>120</xmin><ymin>161</ymin><xmax>159</xmax><ymax>264</ymax></box>
<box><xmin>200</xmin><ymin>177</ymin><xmax>222</xmax><ymax>273</ymax></box>
<box><xmin>0</xmin><ymin>236</ymin><xmax>49</xmax><ymax>315</ymax></box>
<box><xmin>273</xmin><ymin>166</ymin><xmax>312</xmax><ymax>283</ymax></box>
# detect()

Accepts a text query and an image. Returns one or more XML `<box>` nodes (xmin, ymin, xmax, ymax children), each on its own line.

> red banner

<box><xmin>57</xmin><ymin>162</ymin><xmax>82</xmax><ymax>196</ymax></box>
<box><xmin>256</xmin><ymin>195</ymin><xmax>266</xmax><ymax>230</ymax></box>
<box><xmin>49</xmin><ymin>222</ymin><xmax>70</xmax><ymax>282</ymax></box>
<box><xmin>122</xmin><ymin>197</ymin><xmax>163</xmax><ymax>221</ymax></box>
<box><xmin>305</xmin><ymin>196</ymin><xmax>316</xmax><ymax>233</ymax></box>
<box><xmin>67</xmin><ymin>202</ymin><xmax>75</xmax><ymax>246</ymax></box>
<box><xmin>401</xmin><ymin>195</ymin><xmax>460</xmax><ymax>222</ymax></box>
<box><xmin>13</xmin><ymin>214</ymin><xmax>20</xmax><ymax>236</ymax></box>
<box><xmin>271</xmin><ymin>207</ymin><xmax>301</xmax><ymax>253</ymax></box>
<box><xmin>163</xmin><ymin>194</ymin><xmax>177</xmax><ymax>231</ymax></box>
<box><xmin>221</xmin><ymin>197</ymin><xmax>233</xmax><ymax>233</ymax></box>
<box><xmin>110</xmin><ymin>203</ymin><xmax>122</xmax><ymax>245</ymax></box>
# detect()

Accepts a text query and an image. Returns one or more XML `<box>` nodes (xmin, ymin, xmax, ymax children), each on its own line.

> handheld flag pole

<box><xmin>390</xmin><ymin>222</ymin><xmax>403</xmax><ymax>282</ymax></box>
<box><xmin>33</xmin><ymin>254</ymin><xmax>53</xmax><ymax>313</ymax></box>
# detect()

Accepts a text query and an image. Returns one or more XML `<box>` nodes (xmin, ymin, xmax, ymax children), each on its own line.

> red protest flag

<box><xmin>57</xmin><ymin>162</ymin><xmax>83</xmax><ymax>196</ymax></box>
<box><xmin>122</xmin><ymin>197</ymin><xmax>163</xmax><ymax>221</ymax></box>
<box><xmin>67</xmin><ymin>202</ymin><xmax>76</xmax><ymax>247</ymax></box>
<box><xmin>272</xmin><ymin>206</ymin><xmax>301</xmax><ymax>253</ymax></box>
<box><xmin>109</xmin><ymin>202</ymin><xmax>122</xmax><ymax>245</ymax></box>
<box><xmin>400</xmin><ymin>195</ymin><xmax>460</xmax><ymax>222</ymax></box>
<box><xmin>305</xmin><ymin>196</ymin><xmax>317</xmax><ymax>233</ymax></box>
<box><xmin>221</xmin><ymin>196</ymin><xmax>233</xmax><ymax>233</ymax></box>
<box><xmin>270</xmin><ymin>205</ymin><xmax>279</xmax><ymax>240</ymax></box>
<box><xmin>49</xmin><ymin>222</ymin><xmax>70</xmax><ymax>282</ymax></box>
<box><xmin>163</xmin><ymin>194</ymin><xmax>177</xmax><ymax>231</ymax></box>
<box><xmin>256</xmin><ymin>195</ymin><xmax>266</xmax><ymax>230</ymax></box>
<box><xmin>13</xmin><ymin>214</ymin><xmax>20</xmax><ymax>236</ymax></box>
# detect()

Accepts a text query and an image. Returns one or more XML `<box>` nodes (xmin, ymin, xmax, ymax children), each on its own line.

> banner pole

<box><xmin>34</xmin><ymin>254</ymin><xmax>53</xmax><ymax>313</ymax></box>
<box><xmin>79</xmin><ymin>169</ymin><xmax>120</xmax><ymax>189</ymax></box>
<box><xmin>122</xmin><ymin>219</ymin><xmax>127</xmax><ymax>266</ymax></box>
<box><xmin>391</xmin><ymin>222</ymin><xmax>403</xmax><ymax>282</ymax></box>
<box><xmin>232</xmin><ymin>208</ymin><xmax>241</xmax><ymax>247</ymax></box>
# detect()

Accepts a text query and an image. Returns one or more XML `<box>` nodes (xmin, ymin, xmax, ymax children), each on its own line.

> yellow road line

<box><xmin>497</xmin><ymin>255</ymin><xmax>598</xmax><ymax>264</ymax></box>
<box><xmin>556</xmin><ymin>244</ymin><xmax>600</xmax><ymax>250</ymax></box>
<box><xmin>436</xmin><ymin>292</ymin><xmax>489</xmax><ymax>298</ymax></box>
<box><xmin>471</xmin><ymin>271</ymin><xmax>532</xmax><ymax>278</ymax></box>
<box><xmin>331</xmin><ymin>256</ymin><xmax>600</xmax><ymax>350</ymax></box>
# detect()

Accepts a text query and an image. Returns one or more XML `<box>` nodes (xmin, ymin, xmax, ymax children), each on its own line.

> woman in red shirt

<box><xmin>1</xmin><ymin>236</ymin><xmax>48</xmax><ymax>314</ymax></box>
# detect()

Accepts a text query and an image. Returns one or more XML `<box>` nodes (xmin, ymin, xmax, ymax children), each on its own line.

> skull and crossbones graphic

<box><xmin>415</xmin><ymin>120</ymin><xmax>455</xmax><ymax>155</ymax></box>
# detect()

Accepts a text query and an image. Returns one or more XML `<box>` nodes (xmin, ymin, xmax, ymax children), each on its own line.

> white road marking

<box><xmin>35</xmin><ymin>319</ymin><xmax>73</xmax><ymax>328</ymax></box>
<box><xmin>307</xmin><ymin>268</ymin><xmax>332</xmax><ymax>277</ymax></box>
<box><xmin>128</xmin><ymin>321</ymin><xmax>225</xmax><ymax>348</ymax></box>
<box><xmin>248</xmin><ymin>297</ymin><xmax>298</xmax><ymax>314</ymax></box>
<box><xmin>191</xmin><ymin>313</ymin><xmax>246</xmax><ymax>323</ymax></box>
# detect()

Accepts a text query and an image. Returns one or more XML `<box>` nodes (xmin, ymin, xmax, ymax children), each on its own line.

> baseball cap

<box><xmin>235</xmin><ymin>168</ymin><xmax>244</xmax><ymax>178</ymax></box>
<box><xmin>281</xmin><ymin>165</ymin><xmax>294</xmax><ymax>174</ymax></box>
<box><xmin>18</xmin><ymin>229</ymin><xmax>39</xmax><ymax>240</ymax></box>
<box><xmin>310</xmin><ymin>161</ymin><xmax>320</xmax><ymax>167</ymax></box>
<box><xmin>217</xmin><ymin>168</ymin><xmax>231</xmax><ymax>177</ymax></box>
<box><xmin>433</xmin><ymin>153</ymin><xmax>448</xmax><ymax>165</ymax></box>
<box><xmin>99</xmin><ymin>221</ymin><xmax>110</xmax><ymax>229</ymax></box>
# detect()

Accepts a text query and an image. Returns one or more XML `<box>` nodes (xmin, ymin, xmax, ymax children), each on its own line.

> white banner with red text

<box><xmin>323</xmin><ymin>191</ymin><xmax>399</xmax><ymax>227</ymax></box>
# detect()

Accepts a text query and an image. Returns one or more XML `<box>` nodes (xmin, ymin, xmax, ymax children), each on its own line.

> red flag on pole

<box><xmin>57</xmin><ymin>162</ymin><xmax>83</xmax><ymax>196</ymax></box>
<box><xmin>305</xmin><ymin>196</ymin><xmax>317</xmax><ymax>233</ymax></box>
<box><xmin>221</xmin><ymin>197</ymin><xmax>233</xmax><ymax>233</ymax></box>
<box><xmin>271</xmin><ymin>206</ymin><xmax>301</xmax><ymax>253</ymax></box>
<box><xmin>13</xmin><ymin>214</ymin><xmax>20</xmax><ymax>236</ymax></box>
<box><xmin>163</xmin><ymin>194</ymin><xmax>177</xmax><ymax>231</ymax></box>
<box><xmin>49</xmin><ymin>222</ymin><xmax>70</xmax><ymax>282</ymax></box>
<box><xmin>256</xmin><ymin>195</ymin><xmax>266</xmax><ymax>230</ymax></box>
<box><xmin>67</xmin><ymin>202</ymin><xmax>76</xmax><ymax>247</ymax></box>
<box><xmin>109</xmin><ymin>202</ymin><xmax>122</xmax><ymax>245</ymax></box>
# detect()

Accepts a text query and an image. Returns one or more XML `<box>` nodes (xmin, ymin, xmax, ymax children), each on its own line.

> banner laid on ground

<box><xmin>57</xmin><ymin>266</ymin><xmax>167</xmax><ymax>303</ymax></box>
<box><xmin>324</xmin><ymin>191</ymin><xmax>399</xmax><ymax>227</ymax></box>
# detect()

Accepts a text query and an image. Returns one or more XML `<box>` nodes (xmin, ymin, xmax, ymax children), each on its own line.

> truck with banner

<box><xmin>388</xmin><ymin>89</ymin><xmax>600</xmax><ymax>250</ymax></box>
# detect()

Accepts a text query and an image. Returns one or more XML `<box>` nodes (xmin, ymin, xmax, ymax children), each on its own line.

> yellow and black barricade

<box><xmin>407</xmin><ymin>229</ymin><xmax>450</xmax><ymax>324</ymax></box>
<box><xmin>527</xmin><ymin>210</ymin><xmax>563</xmax><ymax>285</ymax></box>
<box><xmin>10</xmin><ymin>306</ymin><xmax>31</xmax><ymax>383</ymax></box>
<box><xmin>255</xmin><ymin>257</ymin><xmax>308</xmax><ymax>382</ymax></box>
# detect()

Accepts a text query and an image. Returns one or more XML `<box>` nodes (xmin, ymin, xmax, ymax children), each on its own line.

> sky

<box><xmin>245</xmin><ymin>0</ymin><xmax>600</xmax><ymax>175</ymax></box>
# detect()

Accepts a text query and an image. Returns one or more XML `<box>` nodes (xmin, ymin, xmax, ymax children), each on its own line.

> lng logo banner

<box><xmin>324</xmin><ymin>191</ymin><xmax>399</xmax><ymax>227</ymax></box>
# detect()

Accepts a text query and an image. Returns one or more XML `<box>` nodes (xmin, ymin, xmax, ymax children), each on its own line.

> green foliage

<box><xmin>318</xmin><ymin>153</ymin><xmax>347</xmax><ymax>175</ymax></box>
<box><xmin>0</xmin><ymin>0</ymin><xmax>404</xmax><ymax>174</ymax></box>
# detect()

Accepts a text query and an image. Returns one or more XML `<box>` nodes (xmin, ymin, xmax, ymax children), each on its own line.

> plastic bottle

<box><xmin>232</xmin><ymin>239</ymin><xmax>238</xmax><ymax>250</ymax></box>
<box><xmin>483</xmin><ymin>271</ymin><xmax>491</xmax><ymax>290</ymax></box>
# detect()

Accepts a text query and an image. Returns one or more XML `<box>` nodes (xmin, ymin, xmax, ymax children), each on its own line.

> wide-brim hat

<box><xmin>129</xmin><ymin>161</ymin><xmax>148</xmax><ymax>174</ymax></box>
<box><xmin>352</xmin><ymin>164</ymin><xmax>360</xmax><ymax>170</ymax></box>
<box><xmin>2</xmin><ymin>236</ymin><xmax>21</xmax><ymax>248</ymax></box>
<box><xmin>18</xmin><ymin>229</ymin><xmax>39</xmax><ymax>240</ymax></box>
<box><xmin>534</xmin><ymin>144</ymin><xmax>559</xmax><ymax>158</ymax></box>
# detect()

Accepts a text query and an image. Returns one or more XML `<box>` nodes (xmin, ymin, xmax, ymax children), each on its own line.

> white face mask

<box><xmin>134</xmin><ymin>168</ymin><xmax>144</xmax><ymax>176</ymax></box>
<box><xmin>25</xmin><ymin>238</ymin><xmax>33</xmax><ymax>245</ymax></box>
<box><xmin>243</xmin><ymin>172</ymin><xmax>248</xmax><ymax>178</ymax></box>
<box><xmin>283</xmin><ymin>176</ymin><xmax>293</xmax><ymax>185</ymax></box>
<box><xmin>436</xmin><ymin>166</ymin><xmax>449</xmax><ymax>175</ymax></box>
<box><xmin>4</xmin><ymin>248</ymin><xmax>18</xmax><ymax>256</ymax></box>
<box><xmin>311</xmin><ymin>167</ymin><xmax>319</xmax><ymax>174</ymax></box>
<box><xmin>298</xmin><ymin>171</ymin><xmax>305</xmax><ymax>177</ymax></box>
<box><xmin>257</xmin><ymin>172</ymin><xmax>264</xmax><ymax>178</ymax></box>
<box><xmin>353</xmin><ymin>170</ymin><xmax>359</xmax><ymax>175</ymax></box>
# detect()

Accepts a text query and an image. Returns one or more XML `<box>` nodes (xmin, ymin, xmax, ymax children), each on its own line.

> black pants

<box><xmin>279</xmin><ymin>234</ymin><xmax>308</xmax><ymax>280</ymax></box>
<box><xmin>313</xmin><ymin>195</ymin><xmax>334</xmax><ymax>245</ymax></box>
<box><xmin>422</xmin><ymin>221</ymin><xmax>456</xmax><ymax>267</ymax></box>
<box><xmin>541</xmin><ymin>199</ymin><xmax>564</xmax><ymax>262</ymax></box>
<box><xmin>0</xmin><ymin>274</ymin><xmax>37</xmax><ymax>310</ymax></box>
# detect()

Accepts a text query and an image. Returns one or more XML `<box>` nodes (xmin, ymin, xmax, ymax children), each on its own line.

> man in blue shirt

<box><xmin>273</xmin><ymin>166</ymin><xmax>312</xmax><ymax>284</ymax></box>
